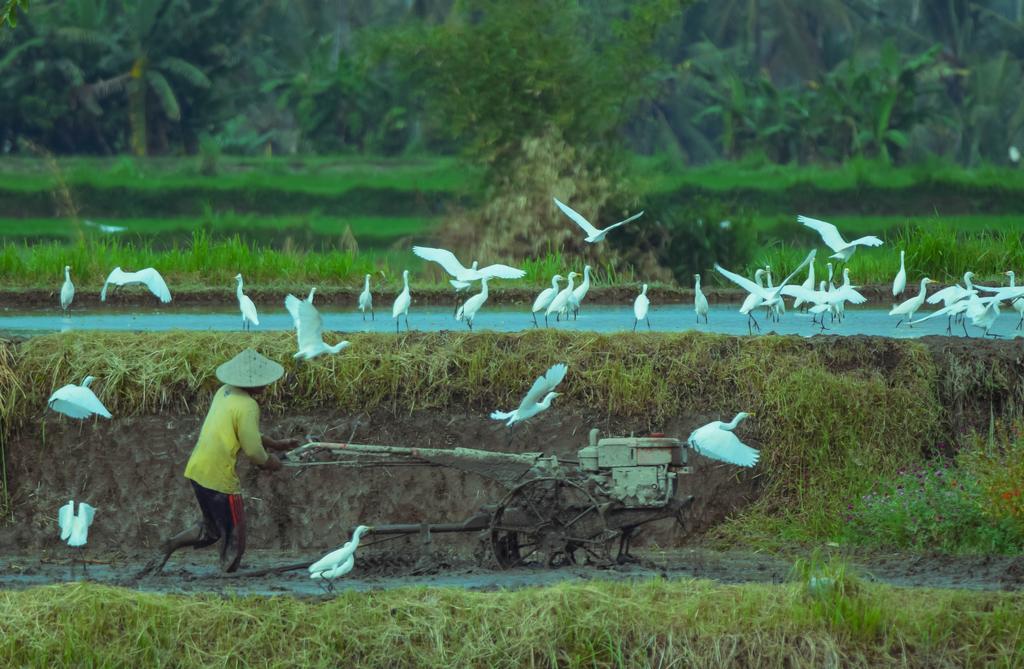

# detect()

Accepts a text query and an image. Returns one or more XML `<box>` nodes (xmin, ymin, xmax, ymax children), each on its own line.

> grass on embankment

<box><xmin>1</xmin><ymin>580</ymin><xmax>1021</xmax><ymax>667</ymax></box>
<box><xmin>0</xmin><ymin>331</ymin><xmax>948</xmax><ymax>546</ymax></box>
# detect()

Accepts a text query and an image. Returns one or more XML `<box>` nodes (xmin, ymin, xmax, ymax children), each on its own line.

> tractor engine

<box><xmin>576</xmin><ymin>429</ymin><xmax>690</xmax><ymax>508</ymax></box>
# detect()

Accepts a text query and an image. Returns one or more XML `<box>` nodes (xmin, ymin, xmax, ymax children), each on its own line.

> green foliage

<box><xmin>789</xmin><ymin>552</ymin><xmax>883</xmax><ymax>641</ymax></box>
<box><xmin>0</xmin><ymin>0</ymin><xmax>28</xmax><ymax>27</ymax></box>
<box><xmin>840</xmin><ymin>461</ymin><xmax>1024</xmax><ymax>554</ymax></box>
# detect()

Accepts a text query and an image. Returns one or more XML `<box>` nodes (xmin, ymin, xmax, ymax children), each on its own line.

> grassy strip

<box><xmin>1</xmin><ymin>331</ymin><xmax>941</xmax><ymax>544</ymax></box>
<box><xmin>1</xmin><ymin>580</ymin><xmax>1021</xmax><ymax>667</ymax></box>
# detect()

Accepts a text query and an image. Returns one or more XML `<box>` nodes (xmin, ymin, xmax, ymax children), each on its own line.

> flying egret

<box><xmin>694</xmin><ymin>274</ymin><xmax>709</xmax><ymax>324</ymax></box>
<box><xmin>715</xmin><ymin>250</ymin><xmax>817</xmax><ymax>334</ymax></box>
<box><xmin>392</xmin><ymin>270</ymin><xmax>412</xmax><ymax>333</ymax></box>
<box><xmin>633</xmin><ymin>284</ymin><xmax>650</xmax><ymax>331</ymax></box>
<box><xmin>58</xmin><ymin>500</ymin><xmax>96</xmax><ymax>577</ymax></box>
<box><xmin>58</xmin><ymin>500</ymin><xmax>75</xmax><ymax>542</ymax></box>
<box><xmin>48</xmin><ymin>376</ymin><xmax>112</xmax><ymax>419</ymax></box>
<box><xmin>456</xmin><ymin>277</ymin><xmax>489</xmax><ymax>330</ymax></box>
<box><xmin>358</xmin><ymin>274</ymin><xmax>374</xmax><ymax>320</ymax></box>
<box><xmin>234</xmin><ymin>274</ymin><xmax>259</xmax><ymax>331</ymax></box>
<box><xmin>412</xmin><ymin>246</ymin><xmax>526</xmax><ymax>283</ymax></box>
<box><xmin>309</xmin><ymin>525</ymin><xmax>372</xmax><ymax>578</ymax></box>
<box><xmin>286</xmin><ymin>287</ymin><xmax>317</xmax><ymax>329</ymax></box>
<box><xmin>798</xmin><ymin>215</ymin><xmax>883</xmax><ymax>262</ymax></box>
<box><xmin>85</xmin><ymin>219</ymin><xmax>126</xmax><ymax>233</ymax></box>
<box><xmin>285</xmin><ymin>294</ymin><xmax>350</xmax><ymax>360</ymax></box>
<box><xmin>687</xmin><ymin>413</ymin><xmax>759</xmax><ymax>467</ymax></box>
<box><xmin>889</xmin><ymin>277</ymin><xmax>934</xmax><ymax>327</ymax></box>
<box><xmin>569</xmin><ymin>265</ymin><xmax>592</xmax><ymax>319</ymax></box>
<box><xmin>553</xmin><ymin>197</ymin><xmax>644</xmax><ymax>243</ymax></box>
<box><xmin>893</xmin><ymin>251</ymin><xmax>907</xmax><ymax>297</ymax></box>
<box><xmin>491</xmin><ymin>363</ymin><xmax>567</xmax><ymax>426</ymax></box>
<box><xmin>60</xmin><ymin>265</ymin><xmax>75</xmax><ymax>312</ymax></box>
<box><xmin>100</xmin><ymin>267</ymin><xmax>172</xmax><ymax>303</ymax></box>
<box><xmin>531</xmin><ymin>275</ymin><xmax>563</xmax><ymax>327</ymax></box>
<box><xmin>546</xmin><ymin>272</ymin><xmax>578</xmax><ymax>323</ymax></box>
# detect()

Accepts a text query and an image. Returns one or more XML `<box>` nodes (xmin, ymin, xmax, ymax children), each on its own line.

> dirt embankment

<box><xmin>0</xmin><ymin>409</ymin><xmax>756</xmax><ymax>554</ymax></box>
<box><xmin>0</xmin><ymin>283</ymin><xmax>915</xmax><ymax>309</ymax></box>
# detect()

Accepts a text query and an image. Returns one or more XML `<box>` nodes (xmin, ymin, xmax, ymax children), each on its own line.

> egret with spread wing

<box><xmin>48</xmin><ymin>376</ymin><xmax>112</xmax><ymax>419</ymax></box>
<box><xmin>687</xmin><ymin>413</ymin><xmax>759</xmax><ymax>467</ymax></box>
<box><xmin>798</xmin><ymin>215</ymin><xmax>883</xmax><ymax>262</ymax></box>
<box><xmin>553</xmin><ymin>197</ymin><xmax>644</xmax><ymax>243</ymax></box>
<box><xmin>491</xmin><ymin>363</ymin><xmax>567</xmax><ymax>426</ymax></box>
<box><xmin>286</xmin><ymin>294</ymin><xmax>350</xmax><ymax>359</ymax></box>
<box><xmin>715</xmin><ymin>250</ymin><xmax>816</xmax><ymax>333</ymax></box>
<box><xmin>412</xmin><ymin>246</ymin><xmax>525</xmax><ymax>282</ymax></box>
<box><xmin>100</xmin><ymin>267</ymin><xmax>172</xmax><ymax>303</ymax></box>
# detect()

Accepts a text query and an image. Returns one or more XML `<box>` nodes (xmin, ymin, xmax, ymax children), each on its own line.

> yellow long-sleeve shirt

<box><xmin>184</xmin><ymin>385</ymin><xmax>269</xmax><ymax>494</ymax></box>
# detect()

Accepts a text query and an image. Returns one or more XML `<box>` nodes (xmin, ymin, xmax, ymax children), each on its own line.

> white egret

<box><xmin>762</xmin><ymin>265</ymin><xmax>785</xmax><ymax>321</ymax></box>
<box><xmin>358</xmin><ymin>274</ymin><xmax>374</xmax><ymax>320</ymax></box>
<box><xmin>412</xmin><ymin>247</ymin><xmax>525</xmax><ymax>283</ymax></box>
<box><xmin>893</xmin><ymin>250</ymin><xmax>907</xmax><ymax>297</ymax></box>
<box><xmin>531</xmin><ymin>275</ymin><xmax>563</xmax><ymax>327</ymax></box>
<box><xmin>48</xmin><ymin>376</ymin><xmax>112</xmax><ymax>419</ymax></box>
<box><xmin>694</xmin><ymin>274</ymin><xmax>709</xmax><ymax>324</ymax></box>
<box><xmin>234</xmin><ymin>274</ymin><xmax>259</xmax><ymax>331</ymax></box>
<box><xmin>784</xmin><ymin>279</ymin><xmax>866</xmax><ymax>330</ymax></box>
<box><xmin>456</xmin><ymin>277</ymin><xmax>489</xmax><ymax>330</ymax></box>
<box><xmin>912</xmin><ymin>293</ymin><xmax>1002</xmax><ymax>338</ymax></box>
<box><xmin>928</xmin><ymin>272</ymin><xmax>979</xmax><ymax>309</ymax></box>
<box><xmin>715</xmin><ymin>250</ymin><xmax>816</xmax><ymax>334</ymax></box>
<box><xmin>392</xmin><ymin>270</ymin><xmax>411</xmax><ymax>333</ymax></box>
<box><xmin>798</xmin><ymin>215</ymin><xmax>883</xmax><ymax>262</ymax></box>
<box><xmin>59</xmin><ymin>500</ymin><xmax>96</xmax><ymax>577</ymax></box>
<box><xmin>833</xmin><ymin>267</ymin><xmax>864</xmax><ymax>321</ymax></box>
<box><xmin>737</xmin><ymin>269</ymin><xmax>767</xmax><ymax>333</ymax></box>
<box><xmin>58</xmin><ymin>500</ymin><xmax>75</xmax><ymax>542</ymax></box>
<box><xmin>309</xmin><ymin>525</ymin><xmax>372</xmax><ymax>578</ymax></box>
<box><xmin>687</xmin><ymin>412</ymin><xmax>759</xmax><ymax>467</ymax></box>
<box><xmin>100</xmin><ymin>267</ymin><xmax>172</xmax><ymax>303</ymax></box>
<box><xmin>287</xmin><ymin>287</ymin><xmax>317</xmax><ymax>329</ymax></box>
<box><xmin>553</xmin><ymin>197</ymin><xmax>644</xmax><ymax>243</ymax></box>
<box><xmin>60</xmin><ymin>265</ymin><xmax>75</xmax><ymax>312</ymax></box>
<box><xmin>1011</xmin><ymin>146</ymin><xmax>1021</xmax><ymax>164</ymax></box>
<box><xmin>569</xmin><ymin>265</ymin><xmax>592</xmax><ymax>319</ymax></box>
<box><xmin>1001</xmin><ymin>271</ymin><xmax>1024</xmax><ymax>329</ymax></box>
<box><xmin>312</xmin><ymin>554</ymin><xmax>354</xmax><ymax>583</ymax></box>
<box><xmin>792</xmin><ymin>261</ymin><xmax>815</xmax><ymax>311</ymax></box>
<box><xmin>889</xmin><ymin>277</ymin><xmax>934</xmax><ymax>327</ymax></box>
<box><xmin>285</xmin><ymin>294</ymin><xmax>350</xmax><ymax>360</ymax></box>
<box><xmin>633</xmin><ymin>284</ymin><xmax>650</xmax><ymax>331</ymax></box>
<box><xmin>546</xmin><ymin>272</ymin><xmax>578</xmax><ymax>323</ymax></box>
<box><xmin>84</xmin><ymin>220</ymin><xmax>125</xmax><ymax>233</ymax></box>
<box><xmin>491</xmin><ymin>363</ymin><xmax>567</xmax><ymax>426</ymax></box>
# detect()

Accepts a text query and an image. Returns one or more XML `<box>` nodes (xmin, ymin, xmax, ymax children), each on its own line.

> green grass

<box><xmin>753</xmin><ymin>213</ymin><xmax>1024</xmax><ymax>239</ymax></box>
<box><xmin>1</xmin><ymin>580</ymin><xmax>1021</xmax><ymax>667</ymax></box>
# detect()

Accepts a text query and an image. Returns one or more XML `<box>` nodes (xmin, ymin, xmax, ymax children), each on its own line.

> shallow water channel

<box><xmin>2</xmin><ymin>303</ymin><xmax>1021</xmax><ymax>339</ymax></box>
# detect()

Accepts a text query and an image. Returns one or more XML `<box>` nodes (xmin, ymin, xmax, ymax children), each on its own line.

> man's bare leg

<box><xmin>137</xmin><ymin>523</ymin><xmax>210</xmax><ymax>576</ymax></box>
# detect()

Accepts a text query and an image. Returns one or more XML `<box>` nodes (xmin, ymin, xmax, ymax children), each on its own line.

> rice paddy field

<box><xmin>3</xmin><ymin>157</ymin><xmax>1024</xmax><ymax>666</ymax></box>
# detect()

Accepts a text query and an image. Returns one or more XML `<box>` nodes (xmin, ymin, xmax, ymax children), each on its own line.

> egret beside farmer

<box><xmin>142</xmin><ymin>348</ymin><xmax>299</xmax><ymax>574</ymax></box>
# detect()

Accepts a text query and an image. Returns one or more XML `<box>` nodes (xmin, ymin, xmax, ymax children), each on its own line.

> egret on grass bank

<box><xmin>48</xmin><ymin>376</ymin><xmax>112</xmax><ymax>420</ymax></box>
<box><xmin>553</xmin><ymin>197</ymin><xmax>644</xmax><ymax>243</ymax></box>
<box><xmin>100</xmin><ymin>267</ymin><xmax>172</xmax><ymax>303</ymax></box>
<box><xmin>687</xmin><ymin>413</ymin><xmax>759</xmax><ymax>467</ymax></box>
<box><xmin>491</xmin><ymin>363</ymin><xmax>568</xmax><ymax>427</ymax></box>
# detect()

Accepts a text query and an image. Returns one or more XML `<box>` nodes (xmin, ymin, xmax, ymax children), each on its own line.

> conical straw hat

<box><xmin>216</xmin><ymin>348</ymin><xmax>284</xmax><ymax>388</ymax></box>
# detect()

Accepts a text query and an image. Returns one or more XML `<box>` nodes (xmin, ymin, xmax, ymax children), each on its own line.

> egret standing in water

<box><xmin>48</xmin><ymin>376</ymin><xmax>112</xmax><ymax>420</ymax></box>
<box><xmin>546</xmin><ymin>272</ymin><xmax>577</xmax><ymax>323</ymax></box>
<box><xmin>392</xmin><ymin>270</ymin><xmax>412</xmax><ymax>333</ymax></box>
<box><xmin>456</xmin><ymin>277</ymin><xmax>489</xmax><ymax>330</ymax></box>
<box><xmin>633</xmin><ymin>284</ymin><xmax>650</xmax><ymax>331</ymax></box>
<box><xmin>893</xmin><ymin>251</ymin><xmax>907</xmax><ymax>297</ymax></box>
<box><xmin>491</xmin><ymin>363</ymin><xmax>567</xmax><ymax>426</ymax></box>
<box><xmin>531</xmin><ymin>275</ymin><xmax>563</xmax><ymax>327</ymax></box>
<box><xmin>889</xmin><ymin>277</ymin><xmax>934</xmax><ymax>328</ymax></box>
<box><xmin>688</xmin><ymin>413</ymin><xmax>759</xmax><ymax>467</ymax></box>
<box><xmin>569</xmin><ymin>265</ymin><xmax>592</xmax><ymax>320</ymax></box>
<box><xmin>60</xmin><ymin>265</ymin><xmax>75</xmax><ymax>312</ymax></box>
<box><xmin>694</xmin><ymin>274</ymin><xmax>709</xmax><ymax>324</ymax></box>
<box><xmin>358</xmin><ymin>274</ymin><xmax>374</xmax><ymax>320</ymax></box>
<box><xmin>234</xmin><ymin>274</ymin><xmax>259</xmax><ymax>331</ymax></box>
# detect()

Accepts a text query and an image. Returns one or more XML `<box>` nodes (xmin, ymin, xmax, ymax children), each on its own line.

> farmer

<box><xmin>140</xmin><ymin>348</ymin><xmax>299</xmax><ymax>575</ymax></box>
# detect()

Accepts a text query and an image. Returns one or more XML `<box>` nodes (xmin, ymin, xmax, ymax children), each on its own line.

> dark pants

<box><xmin>190</xmin><ymin>480</ymin><xmax>247</xmax><ymax>572</ymax></box>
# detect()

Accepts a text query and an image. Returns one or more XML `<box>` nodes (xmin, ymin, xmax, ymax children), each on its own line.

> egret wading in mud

<box><xmin>491</xmin><ymin>363</ymin><xmax>567</xmax><ymax>426</ymax></box>
<box><xmin>58</xmin><ymin>500</ymin><xmax>96</xmax><ymax>577</ymax></box>
<box><xmin>798</xmin><ymin>215</ymin><xmax>883</xmax><ymax>262</ymax></box>
<box><xmin>235</xmin><ymin>274</ymin><xmax>259</xmax><ymax>331</ymax></box>
<box><xmin>893</xmin><ymin>251</ymin><xmax>907</xmax><ymax>297</ymax></box>
<box><xmin>48</xmin><ymin>376</ymin><xmax>112</xmax><ymax>420</ymax></box>
<box><xmin>553</xmin><ymin>197</ymin><xmax>644</xmax><ymax>243</ymax></box>
<box><xmin>694</xmin><ymin>274</ymin><xmax>709</xmax><ymax>324</ymax></box>
<box><xmin>531</xmin><ymin>275</ymin><xmax>563</xmax><ymax>327</ymax></box>
<box><xmin>546</xmin><ymin>272</ymin><xmax>578</xmax><ymax>323</ymax></box>
<box><xmin>570</xmin><ymin>265</ymin><xmax>592</xmax><ymax>319</ymax></box>
<box><xmin>286</xmin><ymin>294</ymin><xmax>349</xmax><ymax>360</ymax></box>
<box><xmin>633</xmin><ymin>284</ymin><xmax>650</xmax><ymax>331</ymax></box>
<box><xmin>358</xmin><ymin>274</ymin><xmax>374</xmax><ymax>320</ymax></box>
<box><xmin>309</xmin><ymin>525</ymin><xmax>371</xmax><ymax>589</ymax></box>
<box><xmin>890</xmin><ymin>277</ymin><xmax>934</xmax><ymax>328</ymax></box>
<box><xmin>456</xmin><ymin>277</ymin><xmax>489</xmax><ymax>330</ymax></box>
<box><xmin>100</xmin><ymin>267</ymin><xmax>172</xmax><ymax>303</ymax></box>
<box><xmin>687</xmin><ymin>413</ymin><xmax>759</xmax><ymax>467</ymax></box>
<box><xmin>392</xmin><ymin>269</ymin><xmax>412</xmax><ymax>333</ymax></box>
<box><xmin>60</xmin><ymin>265</ymin><xmax>74</xmax><ymax>312</ymax></box>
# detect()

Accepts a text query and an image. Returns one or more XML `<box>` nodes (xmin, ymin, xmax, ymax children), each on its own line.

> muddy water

<box><xmin>3</xmin><ymin>304</ymin><xmax>1020</xmax><ymax>338</ymax></box>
